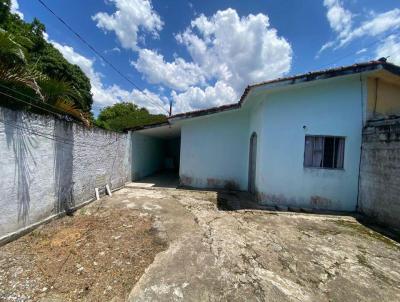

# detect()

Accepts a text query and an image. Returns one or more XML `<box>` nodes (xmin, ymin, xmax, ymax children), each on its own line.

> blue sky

<box><xmin>11</xmin><ymin>0</ymin><xmax>400</xmax><ymax>115</ymax></box>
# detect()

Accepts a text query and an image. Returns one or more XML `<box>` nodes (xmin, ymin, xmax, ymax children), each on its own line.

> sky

<box><xmin>11</xmin><ymin>0</ymin><xmax>400</xmax><ymax>115</ymax></box>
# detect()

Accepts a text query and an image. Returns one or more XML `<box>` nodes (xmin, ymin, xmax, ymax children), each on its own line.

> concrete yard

<box><xmin>1</xmin><ymin>183</ymin><xmax>400</xmax><ymax>301</ymax></box>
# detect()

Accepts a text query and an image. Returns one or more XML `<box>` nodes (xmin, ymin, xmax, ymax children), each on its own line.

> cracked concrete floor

<box><xmin>3</xmin><ymin>184</ymin><xmax>399</xmax><ymax>302</ymax></box>
<box><xmin>116</xmin><ymin>184</ymin><xmax>400</xmax><ymax>302</ymax></box>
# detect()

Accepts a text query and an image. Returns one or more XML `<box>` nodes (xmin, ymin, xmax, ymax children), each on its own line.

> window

<box><xmin>304</xmin><ymin>136</ymin><xmax>345</xmax><ymax>169</ymax></box>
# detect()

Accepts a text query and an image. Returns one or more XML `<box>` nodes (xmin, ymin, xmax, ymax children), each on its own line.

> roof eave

<box><xmin>239</xmin><ymin>62</ymin><xmax>389</xmax><ymax>107</ymax></box>
<box><xmin>124</xmin><ymin>121</ymin><xmax>170</xmax><ymax>132</ymax></box>
<box><xmin>169</xmin><ymin>103</ymin><xmax>240</xmax><ymax>122</ymax></box>
<box><xmin>129</xmin><ymin>61</ymin><xmax>400</xmax><ymax>128</ymax></box>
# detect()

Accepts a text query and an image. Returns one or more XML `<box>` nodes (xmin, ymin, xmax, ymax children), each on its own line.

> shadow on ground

<box><xmin>355</xmin><ymin>216</ymin><xmax>400</xmax><ymax>244</ymax></box>
<box><xmin>131</xmin><ymin>172</ymin><xmax>400</xmax><ymax>245</ymax></box>
<box><xmin>215</xmin><ymin>190</ymin><xmax>400</xmax><ymax>244</ymax></box>
<box><xmin>130</xmin><ymin>171</ymin><xmax>179</xmax><ymax>189</ymax></box>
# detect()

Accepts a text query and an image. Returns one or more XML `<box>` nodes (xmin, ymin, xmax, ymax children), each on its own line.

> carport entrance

<box><xmin>131</xmin><ymin>123</ymin><xmax>181</xmax><ymax>187</ymax></box>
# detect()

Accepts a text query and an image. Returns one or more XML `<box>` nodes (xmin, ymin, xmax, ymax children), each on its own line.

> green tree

<box><xmin>0</xmin><ymin>28</ymin><xmax>91</xmax><ymax>125</ymax></box>
<box><xmin>95</xmin><ymin>102</ymin><xmax>167</xmax><ymax>132</ymax></box>
<box><xmin>0</xmin><ymin>0</ymin><xmax>93</xmax><ymax>112</ymax></box>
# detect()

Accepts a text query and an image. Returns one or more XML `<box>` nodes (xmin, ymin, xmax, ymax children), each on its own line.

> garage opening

<box><xmin>131</xmin><ymin>123</ymin><xmax>181</xmax><ymax>188</ymax></box>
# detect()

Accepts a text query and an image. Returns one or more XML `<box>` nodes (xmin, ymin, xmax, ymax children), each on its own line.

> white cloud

<box><xmin>176</xmin><ymin>9</ymin><xmax>292</xmax><ymax>92</ymax></box>
<box><xmin>51</xmin><ymin>41</ymin><xmax>100</xmax><ymax>84</ymax></box>
<box><xmin>323</xmin><ymin>0</ymin><xmax>352</xmax><ymax>36</ymax></box>
<box><xmin>376</xmin><ymin>35</ymin><xmax>400</xmax><ymax>65</ymax></box>
<box><xmin>339</xmin><ymin>9</ymin><xmax>400</xmax><ymax>46</ymax></box>
<box><xmin>92</xmin><ymin>84</ymin><xmax>169</xmax><ymax>113</ymax></box>
<box><xmin>104</xmin><ymin>47</ymin><xmax>121</xmax><ymax>54</ymax></box>
<box><xmin>51</xmin><ymin>41</ymin><xmax>167</xmax><ymax>114</ymax></box>
<box><xmin>10</xmin><ymin>0</ymin><xmax>24</xmax><ymax>19</ymax></box>
<box><xmin>132</xmin><ymin>8</ymin><xmax>292</xmax><ymax>113</ymax></box>
<box><xmin>171</xmin><ymin>81</ymin><xmax>237</xmax><ymax>113</ymax></box>
<box><xmin>133</xmin><ymin>49</ymin><xmax>206</xmax><ymax>91</ymax></box>
<box><xmin>320</xmin><ymin>1</ymin><xmax>400</xmax><ymax>54</ymax></box>
<box><xmin>356</xmin><ymin>48</ymin><xmax>367</xmax><ymax>55</ymax></box>
<box><xmin>92</xmin><ymin>0</ymin><xmax>163</xmax><ymax>51</ymax></box>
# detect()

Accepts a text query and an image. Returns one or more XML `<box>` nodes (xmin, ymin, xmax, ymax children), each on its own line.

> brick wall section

<box><xmin>0</xmin><ymin>107</ymin><xmax>131</xmax><ymax>239</ymax></box>
<box><xmin>359</xmin><ymin>118</ymin><xmax>400</xmax><ymax>230</ymax></box>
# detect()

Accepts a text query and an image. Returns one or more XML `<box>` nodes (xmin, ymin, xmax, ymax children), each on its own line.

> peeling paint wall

<box><xmin>248</xmin><ymin>76</ymin><xmax>363</xmax><ymax>211</ymax></box>
<box><xmin>0</xmin><ymin>107</ymin><xmax>131</xmax><ymax>239</ymax></box>
<box><xmin>359</xmin><ymin>119</ymin><xmax>400</xmax><ymax>230</ymax></box>
<box><xmin>179</xmin><ymin>110</ymin><xmax>249</xmax><ymax>190</ymax></box>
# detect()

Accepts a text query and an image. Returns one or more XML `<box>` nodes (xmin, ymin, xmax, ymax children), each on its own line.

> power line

<box><xmin>0</xmin><ymin>84</ymin><xmax>162</xmax><ymax>134</ymax></box>
<box><xmin>0</xmin><ymin>90</ymin><xmax>123</xmax><ymax>148</ymax></box>
<box><xmin>0</xmin><ymin>90</ymin><xmax>78</xmax><ymax>119</ymax></box>
<box><xmin>36</xmin><ymin>0</ymin><xmax>169</xmax><ymax>115</ymax></box>
<box><xmin>0</xmin><ymin>83</ymin><xmax>130</xmax><ymax>127</ymax></box>
<box><xmin>0</xmin><ymin>112</ymin><xmax>121</xmax><ymax>148</ymax></box>
<box><xmin>0</xmin><ymin>116</ymin><xmax>121</xmax><ymax>149</ymax></box>
<box><xmin>0</xmin><ymin>82</ymin><xmax>82</xmax><ymax>117</ymax></box>
<box><xmin>0</xmin><ymin>117</ymin><xmax>81</xmax><ymax>147</ymax></box>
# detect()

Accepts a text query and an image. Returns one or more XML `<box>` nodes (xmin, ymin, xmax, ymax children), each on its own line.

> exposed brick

<box><xmin>359</xmin><ymin>118</ymin><xmax>400</xmax><ymax>230</ymax></box>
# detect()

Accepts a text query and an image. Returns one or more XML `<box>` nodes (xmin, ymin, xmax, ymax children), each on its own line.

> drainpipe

<box><xmin>355</xmin><ymin>74</ymin><xmax>364</xmax><ymax>213</ymax></box>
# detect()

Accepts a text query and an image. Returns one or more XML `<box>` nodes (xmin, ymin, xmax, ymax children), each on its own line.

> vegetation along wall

<box><xmin>0</xmin><ymin>106</ymin><xmax>131</xmax><ymax>241</ymax></box>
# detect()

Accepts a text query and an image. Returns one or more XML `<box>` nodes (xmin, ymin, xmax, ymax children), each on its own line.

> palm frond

<box><xmin>38</xmin><ymin>77</ymin><xmax>79</xmax><ymax>104</ymax></box>
<box><xmin>0</xmin><ymin>29</ymin><xmax>91</xmax><ymax>127</ymax></box>
<box><xmin>53</xmin><ymin>99</ymin><xmax>91</xmax><ymax>127</ymax></box>
<box><xmin>0</xmin><ymin>63</ymin><xmax>44</xmax><ymax>99</ymax></box>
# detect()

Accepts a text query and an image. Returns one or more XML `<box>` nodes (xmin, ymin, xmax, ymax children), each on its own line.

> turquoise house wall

<box><xmin>131</xmin><ymin>132</ymin><xmax>165</xmax><ymax>180</ymax></box>
<box><xmin>247</xmin><ymin>76</ymin><xmax>363</xmax><ymax>211</ymax></box>
<box><xmin>179</xmin><ymin>75</ymin><xmax>364</xmax><ymax>211</ymax></box>
<box><xmin>179</xmin><ymin>109</ymin><xmax>249</xmax><ymax>190</ymax></box>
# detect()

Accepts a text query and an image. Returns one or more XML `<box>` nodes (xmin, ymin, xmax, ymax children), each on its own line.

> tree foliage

<box><xmin>0</xmin><ymin>1</ymin><xmax>164</xmax><ymax>130</ymax></box>
<box><xmin>0</xmin><ymin>0</ymin><xmax>93</xmax><ymax>112</ymax></box>
<box><xmin>95</xmin><ymin>102</ymin><xmax>167</xmax><ymax>132</ymax></box>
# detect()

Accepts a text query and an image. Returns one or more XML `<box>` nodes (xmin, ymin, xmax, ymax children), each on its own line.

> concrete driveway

<box><xmin>117</xmin><ymin>183</ymin><xmax>400</xmax><ymax>302</ymax></box>
<box><xmin>2</xmin><ymin>183</ymin><xmax>399</xmax><ymax>301</ymax></box>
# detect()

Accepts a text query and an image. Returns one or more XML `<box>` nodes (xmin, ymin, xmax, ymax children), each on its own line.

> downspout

<box><xmin>355</xmin><ymin>74</ymin><xmax>364</xmax><ymax>213</ymax></box>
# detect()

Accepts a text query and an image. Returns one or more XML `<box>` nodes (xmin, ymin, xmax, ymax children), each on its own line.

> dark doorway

<box><xmin>248</xmin><ymin>132</ymin><xmax>257</xmax><ymax>194</ymax></box>
<box><xmin>131</xmin><ymin>122</ymin><xmax>181</xmax><ymax>188</ymax></box>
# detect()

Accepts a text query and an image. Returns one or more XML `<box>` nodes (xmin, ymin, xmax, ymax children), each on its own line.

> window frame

<box><xmin>303</xmin><ymin>135</ymin><xmax>346</xmax><ymax>170</ymax></box>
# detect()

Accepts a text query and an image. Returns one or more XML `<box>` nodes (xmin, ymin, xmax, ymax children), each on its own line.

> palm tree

<box><xmin>0</xmin><ymin>29</ymin><xmax>44</xmax><ymax>97</ymax></box>
<box><xmin>0</xmin><ymin>29</ymin><xmax>90</xmax><ymax>126</ymax></box>
<box><xmin>39</xmin><ymin>77</ymin><xmax>91</xmax><ymax>126</ymax></box>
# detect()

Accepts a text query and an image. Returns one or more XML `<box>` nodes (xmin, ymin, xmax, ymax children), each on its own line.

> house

<box><xmin>130</xmin><ymin>60</ymin><xmax>400</xmax><ymax>212</ymax></box>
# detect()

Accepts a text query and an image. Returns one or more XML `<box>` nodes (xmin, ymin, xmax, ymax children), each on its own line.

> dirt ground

<box><xmin>1</xmin><ymin>182</ymin><xmax>400</xmax><ymax>301</ymax></box>
<box><xmin>0</xmin><ymin>197</ymin><xmax>166</xmax><ymax>301</ymax></box>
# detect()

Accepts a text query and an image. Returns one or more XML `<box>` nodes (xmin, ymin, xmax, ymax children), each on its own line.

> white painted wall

<box><xmin>248</xmin><ymin>76</ymin><xmax>363</xmax><ymax>211</ymax></box>
<box><xmin>179</xmin><ymin>110</ymin><xmax>249</xmax><ymax>190</ymax></box>
<box><xmin>131</xmin><ymin>133</ymin><xmax>165</xmax><ymax>180</ymax></box>
<box><xmin>0</xmin><ymin>107</ymin><xmax>131</xmax><ymax>239</ymax></box>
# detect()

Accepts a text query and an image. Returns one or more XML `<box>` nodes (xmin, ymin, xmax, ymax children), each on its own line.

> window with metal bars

<box><xmin>304</xmin><ymin>136</ymin><xmax>345</xmax><ymax>169</ymax></box>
